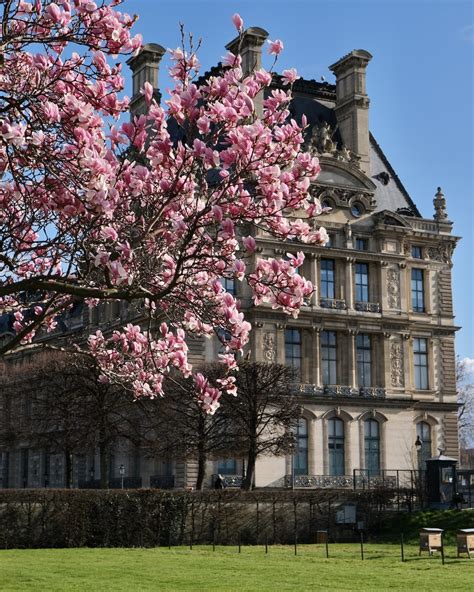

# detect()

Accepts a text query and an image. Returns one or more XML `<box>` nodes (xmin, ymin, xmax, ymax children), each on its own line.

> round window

<box><xmin>351</xmin><ymin>203</ymin><xmax>363</xmax><ymax>217</ymax></box>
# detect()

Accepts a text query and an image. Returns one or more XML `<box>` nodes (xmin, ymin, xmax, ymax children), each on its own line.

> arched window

<box><xmin>294</xmin><ymin>418</ymin><xmax>308</xmax><ymax>475</ymax></box>
<box><xmin>417</xmin><ymin>422</ymin><xmax>432</xmax><ymax>469</ymax></box>
<box><xmin>328</xmin><ymin>418</ymin><xmax>345</xmax><ymax>476</ymax></box>
<box><xmin>364</xmin><ymin>419</ymin><xmax>380</xmax><ymax>475</ymax></box>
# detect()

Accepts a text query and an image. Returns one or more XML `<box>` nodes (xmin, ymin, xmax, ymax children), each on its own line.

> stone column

<box><xmin>345</xmin><ymin>257</ymin><xmax>355</xmax><ymax>309</ymax></box>
<box><xmin>402</xmin><ymin>334</ymin><xmax>411</xmax><ymax>392</ymax></box>
<box><xmin>275</xmin><ymin>323</ymin><xmax>286</xmax><ymax>365</ymax></box>
<box><xmin>312</xmin><ymin>328</ymin><xmax>321</xmax><ymax>386</ymax></box>
<box><xmin>348</xmin><ymin>330</ymin><xmax>358</xmax><ymax>388</ymax></box>
<box><xmin>225</xmin><ymin>27</ymin><xmax>269</xmax><ymax>117</ymax></box>
<box><xmin>310</xmin><ymin>254</ymin><xmax>319</xmax><ymax>306</ymax></box>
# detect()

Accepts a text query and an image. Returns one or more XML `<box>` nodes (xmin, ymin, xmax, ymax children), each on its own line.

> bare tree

<box><xmin>218</xmin><ymin>362</ymin><xmax>301</xmax><ymax>491</ymax></box>
<box><xmin>138</xmin><ymin>369</ymin><xmax>231</xmax><ymax>490</ymax></box>
<box><xmin>13</xmin><ymin>354</ymin><xmax>139</xmax><ymax>488</ymax></box>
<box><xmin>458</xmin><ymin>358</ymin><xmax>474</xmax><ymax>450</ymax></box>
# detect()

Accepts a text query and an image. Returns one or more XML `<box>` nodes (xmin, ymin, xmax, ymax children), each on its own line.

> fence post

<box><xmin>265</xmin><ymin>535</ymin><xmax>268</xmax><ymax>554</ymax></box>
<box><xmin>294</xmin><ymin>498</ymin><xmax>298</xmax><ymax>556</ymax></box>
<box><xmin>353</xmin><ymin>469</ymin><xmax>357</xmax><ymax>491</ymax></box>
<box><xmin>238</xmin><ymin>530</ymin><xmax>241</xmax><ymax>554</ymax></box>
<box><xmin>441</xmin><ymin>532</ymin><xmax>445</xmax><ymax>565</ymax></box>
<box><xmin>360</xmin><ymin>531</ymin><xmax>364</xmax><ymax>560</ymax></box>
<box><xmin>400</xmin><ymin>533</ymin><xmax>405</xmax><ymax>562</ymax></box>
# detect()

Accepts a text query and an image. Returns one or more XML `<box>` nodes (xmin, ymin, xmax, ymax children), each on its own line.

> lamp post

<box><xmin>89</xmin><ymin>466</ymin><xmax>95</xmax><ymax>488</ymax></box>
<box><xmin>415</xmin><ymin>435</ymin><xmax>422</xmax><ymax>470</ymax></box>
<box><xmin>119</xmin><ymin>464</ymin><xmax>125</xmax><ymax>490</ymax></box>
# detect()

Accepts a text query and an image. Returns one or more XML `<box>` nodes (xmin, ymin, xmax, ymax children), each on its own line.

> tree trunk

<box><xmin>195</xmin><ymin>450</ymin><xmax>207</xmax><ymax>491</ymax></box>
<box><xmin>99</xmin><ymin>442</ymin><xmax>109</xmax><ymax>489</ymax></box>
<box><xmin>242</xmin><ymin>444</ymin><xmax>256</xmax><ymax>491</ymax></box>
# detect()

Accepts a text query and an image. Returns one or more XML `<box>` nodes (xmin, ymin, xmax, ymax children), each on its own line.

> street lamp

<box><xmin>119</xmin><ymin>464</ymin><xmax>125</xmax><ymax>489</ymax></box>
<box><xmin>415</xmin><ymin>435</ymin><xmax>422</xmax><ymax>469</ymax></box>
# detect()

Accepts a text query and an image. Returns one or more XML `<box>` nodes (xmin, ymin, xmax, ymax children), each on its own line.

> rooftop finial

<box><xmin>433</xmin><ymin>187</ymin><xmax>448</xmax><ymax>221</ymax></box>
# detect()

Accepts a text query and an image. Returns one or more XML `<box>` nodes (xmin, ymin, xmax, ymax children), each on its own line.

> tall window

<box><xmin>328</xmin><ymin>418</ymin><xmax>345</xmax><ymax>476</ymax></box>
<box><xmin>411</xmin><ymin>246</ymin><xmax>422</xmax><ymax>259</ymax></box>
<box><xmin>356</xmin><ymin>238</ymin><xmax>368</xmax><ymax>251</ymax></box>
<box><xmin>411</xmin><ymin>269</ymin><xmax>425</xmax><ymax>312</ymax></box>
<box><xmin>285</xmin><ymin>329</ymin><xmax>301</xmax><ymax>375</ymax></box>
<box><xmin>364</xmin><ymin>419</ymin><xmax>380</xmax><ymax>474</ymax></box>
<box><xmin>321</xmin><ymin>331</ymin><xmax>337</xmax><ymax>385</ymax></box>
<box><xmin>355</xmin><ymin>263</ymin><xmax>369</xmax><ymax>302</ymax></box>
<box><xmin>417</xmin><ymin>422</ymin><xmax>432</xmax><ymax>469</ymax></box>
<box><xmin>221</xmin><ymin>277</ymin><xmax>236</xmax><ymax>296</ymax></box>
<box><xmin>413</xmin><ymin>338</ymin><xmax>429</xmax><ymax>390</ymax></box>
<box><xmin>356</xmin><ymin>334</ymin><xmax>372</xmax><ymax>387</ymax></box>
<box><xmin>320</xmin><ymin>259</ymin><xmax>335</xmax><ymax>299</ymax></box>
<box><xmin>294</xmin><ymin>418</ymin><xmax>309</xmax><ymax>475</ymax></box>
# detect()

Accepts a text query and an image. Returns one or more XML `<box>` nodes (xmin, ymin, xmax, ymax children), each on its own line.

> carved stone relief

<box><xmin>390</xmin><ymin>341</ymin><xmax>404</xmax><ymax>387</ymax></box>
<box><xmin>263</xmin><ymin>332</ymin><xmax>276</xmax><ymax>363</ymax></box>
<box><xmin>428</xmin><ymin>242</ymin><xmax>453</xmax><ymax>264</ymax></box>
<box><xmin>387</xmin><ymin>267</ymin><xmax>400</xmax><ymax>309</ymax></box>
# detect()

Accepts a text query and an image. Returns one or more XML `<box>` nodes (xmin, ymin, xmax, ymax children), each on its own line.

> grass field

<box><xmin>0</xmin><ymin>544</ymin><xmax>473</xmax><ymax>591</ymax></box>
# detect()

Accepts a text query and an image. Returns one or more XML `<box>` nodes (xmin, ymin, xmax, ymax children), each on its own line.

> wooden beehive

<box><xmin>456</xmin><ymin>529</ymin><xmax>474</xmax><ymax>558</ymax></box>
<box><xmin>419</xmin><ymin>528</ymin><xmax>443</xmax><ymax>555</ymax></box>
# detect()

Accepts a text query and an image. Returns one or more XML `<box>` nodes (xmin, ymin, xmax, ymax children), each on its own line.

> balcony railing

<box><xmin>297</xmin><ymin>384</ymin><xmax>386</xmax><ymax>398</ymax></box>
<box><xmin>211</xmin><ymin>474</ymin><xmax>243</xmax><ymax>488</ymax></box>
<box><xmin>355</xmin><ymin>301</ymin><xmax>381</xmax><ymax>313</ymax></box>
<box><xmin>285</xmin><ymin>469</ymin><xmax>425</xmax><ymax>490</ymax></box>
<box><xmin>319</xmin><ymin>298</ymin><xmax>347</xmax><ymax>310</ymax></box>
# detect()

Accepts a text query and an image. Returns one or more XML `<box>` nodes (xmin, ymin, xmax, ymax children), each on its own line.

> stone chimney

<box><xmin>329</xmin><ymin>50</ymin><xmax>372</xmax><ymax>175</ymax></box>
<box><xmin>226</xmin><ymin>27</ymin><xmax>269</xmax><ymax>116</ymax></box>
<box><xmin>225</xmin><ymin>26</ymin><xmax>269</xmax><ymax>76</ymax></box>
<box><xmin>127</xmin><ymin>43</ymin><xmax>166</xmax><ymax>117</ymax></box>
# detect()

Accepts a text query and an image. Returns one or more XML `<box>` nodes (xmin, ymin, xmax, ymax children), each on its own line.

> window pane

<box><xmin>411</xmin><ymin>269</ymin><xmax>424</xmax><ymax>312</ymax></box>
<box><xmin>411</xmin><ymin>246</ymin><xmax>422</xmax><ymax>259</ymax></box>
<box><xmin>355</xmin><ymin>263</ymin><xmax>369</xmax><ymax>303</ymax></box>
<box><xmin>416</xmin><ymin>422</ymin><xmax>432</xmax><ymax>468</ymax></box>
<box><xmin>321</xmin><ymin>331</ymin><xmax>337</xmax><ymax>385</ymax></box>
<box><xmin>294</xmin><ymin>418</ymin><xmax>308</xmax><ymax>475</ymax></box>
<box><xmin>285</xmin><ymin>329</ymin><xmax>301</xmax><ymax>374</ymax></box>
<box><xmin>217</xmin><ymin>458</ymin><xmax>237</xmax><ymax>475</ymax></box>
<box><xmin>356</xmin><ymin>334</ymin><xmax>372</xmax><ymax>387</ymax></box>
<box><xmin>320</xmin><ymin>259</ymin><xmax>335</xmax><ymax>299</ymax></box>
<box><xmin>221</xmin><ymin>277</ymin><xmax>236</xmax><ymax>296</ymax></box>
<box><xmin>413</xmin><ymin>338</ymin><xmax>428</xmax><ymax>389</ymax></box>
<box><xmin>328</xmin><ymin>418</ymin><xmax>345</xmax><ymax>475</ymax></box>
<box><xmin>364</xmin><ymin>419</ymin><xmax>380</xmax><ymax>475</ymax></box>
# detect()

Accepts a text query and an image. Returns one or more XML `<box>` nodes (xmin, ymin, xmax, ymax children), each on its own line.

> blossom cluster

<box><xmin>0</xmin><ymin>8</ymin><xmax>327</xmax><ymax>411</ymax></box>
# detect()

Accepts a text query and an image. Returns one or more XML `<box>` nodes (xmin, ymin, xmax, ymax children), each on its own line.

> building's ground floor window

<box><xmin>294</xmin><ymin>418</ymin><xmax>308</xmax><ymax>475</ymax></box>
<box><xmin>328</xmin><ymin>417</ymin><xmax>345</xmax><ymax>475</ymax></box>
<box><xmin>364</xmin><ymin>419</ymin><xmax>380</xmax><ymax>474</ymax></box>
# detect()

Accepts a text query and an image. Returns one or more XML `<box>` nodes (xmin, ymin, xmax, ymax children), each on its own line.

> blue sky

<box><xmin>125</xmin><ymin>0</ymin><xmax>473</xmax><ymax>365</ymax></box>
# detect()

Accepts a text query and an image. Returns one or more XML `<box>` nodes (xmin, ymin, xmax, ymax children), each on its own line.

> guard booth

<box><xmin>425</xmin><ymin>453</ymin><xmax>458</xmax><ymax>508</ymax></box>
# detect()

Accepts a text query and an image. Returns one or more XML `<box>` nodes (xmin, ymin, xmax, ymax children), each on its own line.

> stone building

<box><xmin>0</xmin><ymin>27</ymin><xmax>460</xmax><ymax>490</ymax></box>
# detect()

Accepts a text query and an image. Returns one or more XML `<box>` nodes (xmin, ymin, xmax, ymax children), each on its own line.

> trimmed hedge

<box><xmin>0</xmin><ymin>488</ymin><xmax>401</xmax><ymax>549</ymax></box>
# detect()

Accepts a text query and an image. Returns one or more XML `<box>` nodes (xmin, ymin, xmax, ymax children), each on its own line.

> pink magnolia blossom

<box><xmin>1</xmin><ymin>7</ymin><xmax>325</xmax><ymax>410</ymax></box>
<box><xmin>232</xmin><ymin>13</ymin><xmax>244</xmax><ymax>32</ymax></box>
<box><xmin>267</xmin><ymin>39</ymin><xmax>284</xmax><ymax>55</ymax></box>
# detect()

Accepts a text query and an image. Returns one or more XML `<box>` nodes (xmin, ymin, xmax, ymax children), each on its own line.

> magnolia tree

<box><xmin>0</xmin><ymin>3</ymin><xmax>327</xmax><ymax>412</ymax></box>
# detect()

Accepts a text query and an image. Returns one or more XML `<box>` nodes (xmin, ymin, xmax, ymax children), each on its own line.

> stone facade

<box><xmin>0</xmin><ymin>28</ymin><xmax>460</xmax><ymax>490</ymax></box>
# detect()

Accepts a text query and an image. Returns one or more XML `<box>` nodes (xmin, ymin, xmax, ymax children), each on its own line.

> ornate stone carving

<box><xmin>433</xmin><ymin>187</ymin><xmax>448</xmax><ymax>221</ymax></box>
<box><xmin>390</xmin><ymin>341</ymin><xmax>404</xmax><ymax>387</ymax></box>
<box><xmin>427</xmin><ymin>242</ymin><xmax>453</xmax><ymax>264</ymax></box>
<box><xmin>263</xmin><ymin>332</ymin><xmax>276</xmax><ymax>362</ymax></box>
<box><xmin>308</xmin><ymin>121</ymin><xmax>337</xmax><ymax>155</ymax></box>
<box><xmin>387</xmin><ymin>267</ymin><xmax>400</xmax><ymax>309</ymax></box>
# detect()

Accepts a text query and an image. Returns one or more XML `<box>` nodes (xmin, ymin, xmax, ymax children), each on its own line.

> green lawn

<box><xmin>0</xmin><ymin>544</ymin><xmax>473</xmax><ymax>591</ymax></box>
